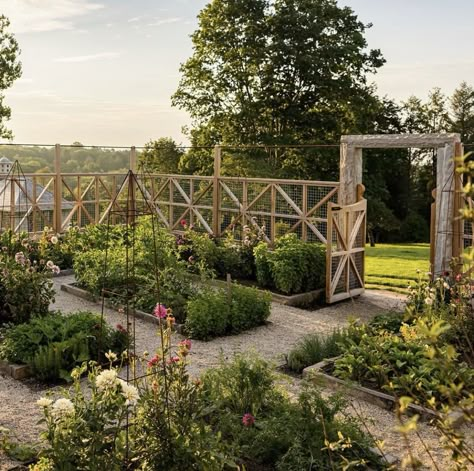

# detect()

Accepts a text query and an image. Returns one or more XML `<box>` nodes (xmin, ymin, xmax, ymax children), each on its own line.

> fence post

<box><xmin>430</xmin><ymin>189</ymin><xmax>437</xmax><ymax>278</ymax></box>
<box><xmin>54</xmin><ymin>144</ymin><xmax>62</xmax><ymax>233</ymax></box>
<box><xmin>212</xmin><ymin>145</ymin><xmax>222</xmax><ymax>237</ymax></box>
<box><xmin>452</xmin><ymin>142</ymin><xmax>464</xmax><ymax>273</ymax></box>
<box><xmin>130</xmin><ymin>146</ymin><xmax>137</xmax><ymax>173</ymax></box>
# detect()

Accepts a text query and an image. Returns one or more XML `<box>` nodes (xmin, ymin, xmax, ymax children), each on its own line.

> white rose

<box><xmin>50</xmin><ymin>236</ymin><xmax>59</xmax><ymax>245</ymax></box>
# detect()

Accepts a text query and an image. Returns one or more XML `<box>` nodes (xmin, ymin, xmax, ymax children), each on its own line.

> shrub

<box><xmin>0</xmin><ymin>251</ymin><xmax>56</xmax><ymax>325</ymax></box>
<box><xmin>368</xmin><ymin>311</ymin><xmax>405</xmax><ymax>333</ymax></box>
<box><xmin>254</xmin><ymin>234</ymin><xmax>325</xmax><ymax>294</ymax></box>
<box><xmin>229</xmin><ymin>284</ymin><xmax>271</xmax><ymax>333</ymax></box>
<box><xmin>185</xmin><ymin>284</ymin><xmax>271</xmax><ymax>340</ymax></box>
<box><xmin>185</xmin><ymin>288</ymin><xmax>229</xmax><ymax>339</ymax></box>
<box><xmin>0</xmin><ymin>311</ymin><xmax>129</xmax><ymax>381</ymax></box>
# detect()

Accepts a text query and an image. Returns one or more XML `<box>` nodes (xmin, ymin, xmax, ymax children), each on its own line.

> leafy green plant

<box><xmin>254</xmin><ymin>234</ymin><xmax>325</xmax><ymax>294</ymax></box>
<box><xmin>201</xmin><ymin>353</ymin><xmax>386</xmax><ymax>470</ymax></box>
<box><xmin>185</xmin><ymin>288</ymin><xmax>229</xmax><ymax>339</ymax></box>
<box><xmin>185</xmin><ymin>284</ymin><xmax>271</xmax><ymax>340</ymax></box>
<box><xmin>0</xmin><ymin>250</ymin><xmax>55</xmax><ymax>325</ymax></box>
<box><xmin>0</xmin><ymin>311</ymin><xmax>129</xmax><ymax>381</ymax></box>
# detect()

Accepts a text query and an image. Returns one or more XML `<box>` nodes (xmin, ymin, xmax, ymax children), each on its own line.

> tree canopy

<box><xmin>0</xmin><ymin>15</ymin><xmax>21</xmax><ymax>139</ymax></box>
<box><xmin>173</xmin><ymin>0</ymin><xmax>385</xmax><ymax>167</ymax></box>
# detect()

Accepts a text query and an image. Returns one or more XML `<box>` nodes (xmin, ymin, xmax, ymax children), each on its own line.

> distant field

<box><xmin>365</xmin><ymin>243</ymin><xmax>430</xmax><ymax>294</ymax></box>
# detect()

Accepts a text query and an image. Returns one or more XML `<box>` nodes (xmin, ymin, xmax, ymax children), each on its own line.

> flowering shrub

<box><xmin>0</xmin><ymin>311</ymin><xmax>129</xmax><ymax>381</ymax></box>
<box><xmin>0</xmin><ymin>248</ymin><xmax>56</xmax><ymax>325</ymax></box>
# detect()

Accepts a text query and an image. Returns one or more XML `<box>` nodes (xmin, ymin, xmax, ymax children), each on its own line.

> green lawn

<box><xmin>365</xmin><ymin>243</ymin><xmax>430</xmax><ymax>294</ymax></box>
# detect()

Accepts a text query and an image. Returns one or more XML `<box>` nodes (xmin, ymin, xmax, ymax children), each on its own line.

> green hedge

<box><xmin>185</xmin><ymin>284</ymin><xmax>271</xmax><ymax>340</ymax></box>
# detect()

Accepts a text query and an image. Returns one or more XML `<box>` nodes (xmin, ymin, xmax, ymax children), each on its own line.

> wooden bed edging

<box><xmin>303</xmin><ymin>357</ymin><xmax>468</xmax><ymax>428</ymax></box>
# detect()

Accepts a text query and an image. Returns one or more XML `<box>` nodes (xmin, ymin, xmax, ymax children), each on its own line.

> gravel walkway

<box><xmin>1</xmin><ymin>277</ymin><xmax>472</xmax><ymax>470</ymax></box>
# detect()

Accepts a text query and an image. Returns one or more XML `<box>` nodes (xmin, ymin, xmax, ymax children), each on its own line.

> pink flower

<box><xmin>147</xmin><ymin>355</ymin><xmax>160</xmax><ymax>368</ymax></box>
<box><xmin>15</xmin><ymin>252</ymin><xmax>26</xmax><ymax>265</ymax></box>
<box><xmin>180</xmin><ymin>219</ymin><xmax>187</xmax><ymax>227</ymax></box>
<box><xmin>167</xmin><ymin>356</ymin><xmax>180</xmax><ymax>364</ymax></box>
<box><xmin>116</xmin><ymin>324</ymin><xmax>126</xmax><ymax>333</ymax></box>
<box><xmin>178</xmin><ymin>339</ymin><xmax>192</xmax><ymax>351</ymax></box>
<box><xmin>242</xmin><ymin>413</ymin><xmax>255</xmax><ymax>427</ymax></box>
<box><xmin>455</xmin><ymin>274</ymin><xmax>462</xmax><ymax>282</ymax></box>
<box><xmin>153</xmin><ymin>303</ymin><xmax>167</xmax><ymax>319</ymax></box>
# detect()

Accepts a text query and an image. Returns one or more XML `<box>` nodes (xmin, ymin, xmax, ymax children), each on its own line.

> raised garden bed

<box><xmin>60</xmin><ymin>283</ymin><xmax>186</xmax><ymax>334</ymax></box>
<box><xmin>302</xmin><ymin>357</ymin><xmax>468</xmax><ymax>427</ymax></box>
<box><xmin>192</xmin><ymin>274</ymin><xmax>324</xmax><ymax>307</ymax></box>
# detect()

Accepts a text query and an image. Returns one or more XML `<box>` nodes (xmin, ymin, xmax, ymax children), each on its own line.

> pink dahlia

<box><xmin>153</xmin><ymin>303</ymin><xmax>167</xmax><ymax>319</ymax></box>
<box><xmin>242</xmin><ymin>413</ymin><xmax>255</xmax><ymax>427</ymax></box>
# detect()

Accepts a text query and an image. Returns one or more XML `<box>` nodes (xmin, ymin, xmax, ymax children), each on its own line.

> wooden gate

<box><xmin>326</xmin><ymin>198</ymin><xmax>366</xmax><ymax>303</ymax></box>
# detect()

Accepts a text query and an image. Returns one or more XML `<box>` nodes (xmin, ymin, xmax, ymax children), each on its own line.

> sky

<box><xmin>0</xmin><ymin>0</ymin><xmax>473</xmax><ymax>147</ymax></box>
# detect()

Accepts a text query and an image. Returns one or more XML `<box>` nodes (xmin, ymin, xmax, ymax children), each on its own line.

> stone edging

<box><xmin>0</xmin><ymin>359</ymin><xmax>31</xmax><ymax>380</ymax></box>
<box><xmin>60</xmin><ymin>283</ymin><xmax>186</xmax><ymax>334</ymax></box>
<box><xmin>303</xmin><ymin>357</ymin><xmax>468</xmax><ymax>427</ymax></box>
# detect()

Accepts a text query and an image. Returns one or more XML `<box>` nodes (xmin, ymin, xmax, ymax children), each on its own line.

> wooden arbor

<box><xmin>339</xmin><ymin>133</ymin><xmax>463</xmax><ymax>277</ymax></box>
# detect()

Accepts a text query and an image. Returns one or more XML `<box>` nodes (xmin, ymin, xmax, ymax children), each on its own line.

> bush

<box><xmin>0</xmin><ymin>251</ymin><xmax>56</xmax><ymax>325</ymax></box>
<box><xmin>286</xmin><ymin>323</ymin><xmax>367</xmax><ymax>373</ymax></box>
<box><xmin>254</xmin><ymin>234</ymin><xmax>325</xmax><ymax>294</ymax></box>
<box><xmin>0</xmin><ymin>311</ymin><xmax>129</xmax><ymax>381</ymax></box>
<box><xmin>185</xmin><ymin>284</ymin><xmax>271</xmax><ymax>340</ymax></box>
<box><xmin>229</xmin><ymin>284</ymin><xmax>271</xmax><ymax>333</ymax></box>
<box><xmin>185</xmin><ymin>288</ymin><xmax>229</xmax><ymax>339</ymax></box>
<box><xmin>201</xmin><ymin>354</ymin><xmax>385</xmax><ymax>470</ymax></box>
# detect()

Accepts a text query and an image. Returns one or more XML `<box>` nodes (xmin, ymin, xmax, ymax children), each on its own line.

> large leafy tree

<box><xmin>0</xmin><ymin>15</ymin><xmax>21</xmax><ymax>139</ymax></box>
<box><xmin>139</xmin><ymin>138</ymin><xmax>184</xmax><ymax>174</ymax></box>
<box><xmin>450</xmin><ymin>81</ymin><xmax>474</xmax><ymax>144</ymax></box>
<box><xmin>173</xmin><ymin>0</ymin><xmax>385</xmax><ymax>175</ymax></box>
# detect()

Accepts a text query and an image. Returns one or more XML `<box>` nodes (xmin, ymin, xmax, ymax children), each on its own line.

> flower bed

<box><xmin>28</xmin><ymin>319</ymin><xmax>389</xmax><ymax>470</ymax></box>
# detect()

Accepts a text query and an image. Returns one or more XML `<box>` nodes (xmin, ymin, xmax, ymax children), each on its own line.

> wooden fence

<box><xmin>0</xmin><ymin>146</ymin><xmax>340</xmax><ymax>244</ymax></box>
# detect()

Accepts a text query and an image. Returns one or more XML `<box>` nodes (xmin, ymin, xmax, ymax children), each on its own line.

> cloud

<box><xmin>128</xmin><ymin>17</ymin><xmax>141</xmax><ymax>23</ymax></box>
<box><xmin>54</xmin><ymin>52</ymin><xmax>120</xmax><ymax>63</ymax></box>
<box><xmin>147</xmin><ymin>18</ymin><xmax>182</xmax><ymax>27</ymax></box>
<box><xmin>0</xmin><ymin>0</ymin><xmax>104</xmax><ymax>33</ymax></box>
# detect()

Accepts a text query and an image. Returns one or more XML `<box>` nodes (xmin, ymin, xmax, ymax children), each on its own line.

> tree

<box><xmin>139</xmin><ymin>138</ymin><xmax>184</xmax><ymax>174</ymax></box>
<box><xmin>172</xmin><ymin>0</ymin><xmax>385</xmax><ymax>174</ymax></box>
<box><xmin>450</xmin><ymin>81</ymin><xmax>474</xmax><ymax>143</ymax></box>
<box><xmin>0</xmin><ymin>15</ymin><xmax>21</xmax><ymax>139</ymax></box>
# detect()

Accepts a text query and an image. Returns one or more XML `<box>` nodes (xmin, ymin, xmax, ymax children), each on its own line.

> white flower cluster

<box><xmin>51</xmin><ymin>398</ymin><xmax>75</xmax><ymax>419</ymax></box>
<box><xmin>96</xmin><ymin>369</ymin><xmax>118</xmax><ymax>391</ymax></box>
<box><xmin>119</xmin><ymin>380</ymin><xmax>139</xmax><ymax>406</ymax></box>
<box><xmin>96</xmin><ymin>369</ymin><xmax>139</xmax><ymax>406</ymax></box>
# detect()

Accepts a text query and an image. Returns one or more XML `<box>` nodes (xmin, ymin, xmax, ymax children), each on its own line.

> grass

<box><xmin>365</xmin><ymin>243</ymin><xmax>430</xmax><ymax>293</ymax></box>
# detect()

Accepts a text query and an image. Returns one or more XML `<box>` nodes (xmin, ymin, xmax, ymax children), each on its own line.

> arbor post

<box><xmin>212</xmin><ymin>145</ymin><xmax>222</xmax><ymax>237</ymax></box>
<box><xmin>339</xmin><ymin>143</ymin><xmax>363</xmax><ymax>205</ymax></box>
<box><xmin>54</xmin><ymin>144</ymin><xmax>62</xmax><ymax>233</ymax></box>
<box><xmin>130</xmin><ymin>146</ymin><xmax>137</xmax><ymax>173</ymax></box>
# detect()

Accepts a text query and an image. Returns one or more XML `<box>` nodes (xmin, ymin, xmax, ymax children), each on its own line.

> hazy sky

<box><xmin>0</xmin><ymin>0</ymin><xmax>473</xmax><ymax>147</ymax></box>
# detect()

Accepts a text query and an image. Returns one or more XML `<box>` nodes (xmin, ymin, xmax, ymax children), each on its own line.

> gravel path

<box><xmin>1</xmin><ymin>277</ymin><xmax>472</xmax><ymax>470</ymax></box>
